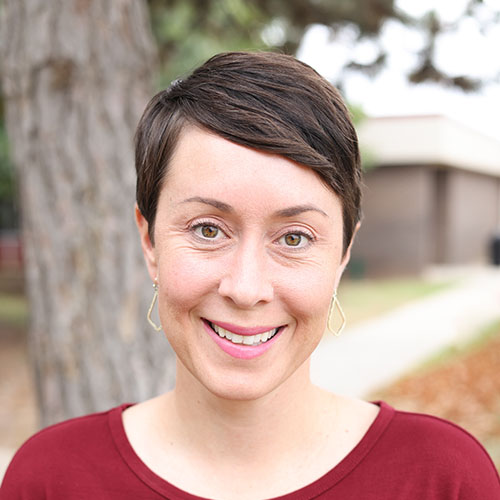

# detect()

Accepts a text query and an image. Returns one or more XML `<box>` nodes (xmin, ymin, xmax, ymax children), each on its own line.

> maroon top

<box><xmin>1</xmin><ymin>402</ymin><xmax>499</xmax><ymax>499</ymax></box>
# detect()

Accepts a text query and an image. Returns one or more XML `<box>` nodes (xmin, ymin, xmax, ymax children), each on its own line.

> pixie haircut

<box><xmin>135</xmin><ymin>51</ymin><xmax>362</xmax><ymax>254</ymax></box>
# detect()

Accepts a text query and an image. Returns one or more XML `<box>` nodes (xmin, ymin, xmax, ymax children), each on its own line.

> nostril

<box><xmin>218</xmin><ymin>273</ymin><xmax>273</xmax><ymax>307</ymax></box>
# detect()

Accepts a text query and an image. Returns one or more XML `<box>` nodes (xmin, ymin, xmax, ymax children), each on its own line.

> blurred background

<box><xmin>1</xmin><ymin>0</ymin><xmax>499</xmax><ymax>476</ymax></box>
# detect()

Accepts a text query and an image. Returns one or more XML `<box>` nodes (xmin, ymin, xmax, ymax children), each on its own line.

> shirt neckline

<box><xmin>109</xmin><ymin>400</ymin><xmax>395</xmax><ymax>499</ymax></box>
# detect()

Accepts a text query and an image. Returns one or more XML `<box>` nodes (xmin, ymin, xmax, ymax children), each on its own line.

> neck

<box><xmin>162</xmin><ymin>360</ymin><xmax>336</xmax><ymax>466</ymax></box>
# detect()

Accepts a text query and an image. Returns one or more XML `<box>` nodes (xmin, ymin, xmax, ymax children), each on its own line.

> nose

<box><xmin>218</xmin><ymin>240</ymin><xmax>274</xmax><ymax>308</ymax></box>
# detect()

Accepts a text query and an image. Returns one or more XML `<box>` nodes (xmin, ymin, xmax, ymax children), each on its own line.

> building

<box><xmin>351</xmin><ymin>115</ymin><xmax>500</xmax><ymax>276</ymax></box>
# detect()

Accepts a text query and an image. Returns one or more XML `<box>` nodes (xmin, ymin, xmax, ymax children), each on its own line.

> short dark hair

<box><xmin>135</xmin><ymin>51</ymin><xmax>362</xmax><ymax>254</ymax></box>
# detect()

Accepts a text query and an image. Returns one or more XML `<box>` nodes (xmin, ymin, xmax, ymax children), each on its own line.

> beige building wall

<box><xmin>442</xmin><ymin>171</ymin><xmax>500</xmax><ymax>264</ymax></box>
<box><xmin>352</xmin><ymin>164</ymin><xmax>500</xmax><ymax>275</ymax></box>
<box><xmin>352</xmin><ymin>165</ymin><xmax>435</xmax><ymax>275</ymax></box>
<box><xmin>351</xmin><ymin>116</ymin><xmax>500</xmax><ymax>276</ymax></box>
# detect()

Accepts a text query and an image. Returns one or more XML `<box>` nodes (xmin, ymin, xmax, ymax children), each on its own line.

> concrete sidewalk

<box><xmin>311</xmin><ymin>266</ymin><xmax>500</xmax><ymax>398</ymax></box>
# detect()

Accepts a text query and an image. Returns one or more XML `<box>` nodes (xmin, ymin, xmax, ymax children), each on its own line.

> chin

<box><xmin>228</xmin><ymin>377</ymin><xmax>277</xmax><ymax>399</ymax></box>
<box><xmin>194</xmin><ymin>361</ymin><xmax>308</xmax><ymax>403</ymax></box>
<box><xmin>205</xmin><ymin>380</ymin><xmax>281</xmax><ymax>402</ymax></box>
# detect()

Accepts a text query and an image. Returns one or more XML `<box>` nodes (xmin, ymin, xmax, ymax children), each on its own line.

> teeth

<box><xmin>211</xmin><ymin>323</ymin><xmax>278</xmax><ymax>346</ymax></box>
<box><xmin>231</xmin><ymin>333</ymin><xmax>243</xmax><ymax>344</ymax></box>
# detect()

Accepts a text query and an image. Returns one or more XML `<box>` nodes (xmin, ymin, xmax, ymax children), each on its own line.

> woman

<box><xmin>1</xmin><ymin>52</ymin><xmax>499</xmax><ymax>499</ymax></box>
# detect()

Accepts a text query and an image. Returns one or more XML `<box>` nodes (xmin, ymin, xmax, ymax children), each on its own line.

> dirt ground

<box><xmin>1</xmin><ymin>325</ymin><xmax>499</xmax><ymax>471</ymax></box>
<box><xmin>0</xmin><ymin>328</ymin><xmax>37</xmax><ymax>450</ymax></box>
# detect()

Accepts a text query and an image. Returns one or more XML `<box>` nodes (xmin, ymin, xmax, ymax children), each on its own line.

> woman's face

<box><xmin>137</xmin><ymin>126</ymin><xmax>352</xmax><ymax>400</ymax></box>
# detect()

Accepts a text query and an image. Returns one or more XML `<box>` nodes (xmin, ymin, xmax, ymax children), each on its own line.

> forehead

<box><xmin>162</xmin><ymin>126</ymin><xmax>340</xmax><ymax>212</ymax></box>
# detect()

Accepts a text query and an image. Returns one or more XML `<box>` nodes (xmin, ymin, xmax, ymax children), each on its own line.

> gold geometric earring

<box><xmin>147</xmin><ymin>281</ymin><xmax>162</xmax><ymax>332</ymax></box>
<box><xmin>327</xmin><ymin>290</ymin><xmax>346</xmax><ymax>337</ymax></box>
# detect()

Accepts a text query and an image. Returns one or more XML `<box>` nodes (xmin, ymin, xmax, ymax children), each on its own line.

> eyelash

<box><xmin>189</xmin><ymin>220</ymin><xmax>315</xmax><ymax>249</ymax></box>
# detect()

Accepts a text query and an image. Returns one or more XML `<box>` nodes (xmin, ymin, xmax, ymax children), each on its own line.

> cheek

<box><xmin>156</xmin><ymin>249</ymin><xmax>221</xmax><ymax>320</ymax></box>
<box><xmin>277</xmin><ymin>265</ymin><xmax>336</xmax><ymax>325</ymax></box>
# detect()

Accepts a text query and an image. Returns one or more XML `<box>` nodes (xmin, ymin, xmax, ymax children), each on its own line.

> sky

<box><xmin>297</xmin><ymin>0</ymin><xmax>500</xmax><ymax>141</ymax></box>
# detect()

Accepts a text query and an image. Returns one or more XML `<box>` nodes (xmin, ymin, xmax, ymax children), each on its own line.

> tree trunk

<box><xmin>0</xmin><ymin>0</ymin><xmax>175</xmax><ymax>427</ymax></box>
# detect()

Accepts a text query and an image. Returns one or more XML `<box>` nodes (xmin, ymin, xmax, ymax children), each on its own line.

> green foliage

<box><xmin>0</xmin><ymin>122</ymin><xmax>15</xmax><ymax>202</ymax></box>
<box><xmin>147</xmin><ymin>0</ymin><xmax>497</xmax><ymax>92</ymax></box>
<box><xmin>148</xmin><ymin>0</ymin><xmax>268</xmax><ymax>87</ymax></box>
<box><xmin>347</xmin><ymin>102</ymin><xmax>366</xmax><ymax>127</ymax></box>
<box><xmin>347</xmin><ymin>103</ymin><xmax>377</xmax><ymax>171</ymax></box>
<box><xmin>148</xmin><ymin>0</ymin><xmax>405</xmax><ymax>87</ymax></box>
<box><xmin>0</xmin><ymin>119</ymin><xmax>19</xmax><ymax>230</ymax></box>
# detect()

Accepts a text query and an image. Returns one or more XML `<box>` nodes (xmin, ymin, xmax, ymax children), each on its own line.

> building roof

<box><xmin>358</xmin><ymin>115</ymin><xmax>500</xmax><ymax>177</ymax></box>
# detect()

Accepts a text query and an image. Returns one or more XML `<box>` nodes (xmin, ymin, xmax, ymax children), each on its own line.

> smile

<box><xmin>208</xmin><ymin>322</ymin><xmax>280</xmax><ymax>346</ymax></box>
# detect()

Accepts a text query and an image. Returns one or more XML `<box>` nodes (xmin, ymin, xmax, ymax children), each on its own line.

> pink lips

<box><xmin>208</xmin><ymin>320</ymin><xmax>278</xmax><ymax>336</ymax></box>
<box><xmin>203</xmin><ymin>319</ymin><xmax>284</xmax><ymax>360</ymax></box>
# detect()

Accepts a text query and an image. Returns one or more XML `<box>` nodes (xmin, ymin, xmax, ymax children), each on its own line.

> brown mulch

<box><xmin>372</xmin><ymin>327</ymin><xmax>500</xmax><ymax>469</ymax></box>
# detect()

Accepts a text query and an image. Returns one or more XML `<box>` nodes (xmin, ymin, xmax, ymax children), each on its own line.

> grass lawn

<box><xmin>0</xmin><ymin>292</ymin><xmax>27</xmax><ymax>330</ymax></box>
<box><xmin>338</xmin><ymin>277</ymin><xmax>454</xmax><ymax>326</ymax></box>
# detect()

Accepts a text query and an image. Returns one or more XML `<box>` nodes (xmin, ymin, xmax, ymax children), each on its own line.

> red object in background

<box><xmin>0</xmin><ymin>231</ymin><xmax>22</xmax><ymax>269</ymax></box>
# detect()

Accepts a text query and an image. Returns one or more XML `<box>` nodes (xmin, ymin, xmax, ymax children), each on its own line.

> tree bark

<box><xmin>0</xmin><ymin>0</ymin><xmax>175</xmax><ymax>427</ymax></box>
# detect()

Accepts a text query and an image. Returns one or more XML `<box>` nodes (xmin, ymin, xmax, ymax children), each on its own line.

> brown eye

<box><xmin>193</xmin><ymin>222</ymin><xmax>225</xmax><ymax>242</ymax></box>
<box><xmin>200</xmin><ymin>225</ymin><xmax>219</xmax><ymax>239</ymax></box>
<box><xmin>278</xmin><ymin>231</ymin><xmax>312</xmax><ymax>249</ymax></box>
<box><xmin>284</xmin><ymin>233</ymin><xmax>302</xmax><ymax>246</ymax></box>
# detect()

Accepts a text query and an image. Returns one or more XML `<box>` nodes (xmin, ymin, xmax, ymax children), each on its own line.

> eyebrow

<box><xmin>274</xmin><ymin>204</ymin><xmax>329</xmax><ymax>218</ymax></box>
<box><xmin>180</xmin><ymin>197</ymin><xmax>328</xmax><ymax>218</ymax></box>
<box><xmin>180</xmin><ymin>197</ymin><xmax>233</xmax><ymax>212</ymax></box>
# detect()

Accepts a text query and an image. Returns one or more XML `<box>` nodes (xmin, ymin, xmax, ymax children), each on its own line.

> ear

<box><xmin>333</xmin><ymin>221</ymin><xmax>361</xmax><ymax>289</ymax></box>
<box><xmin>135</xmin><ymin>204</ymin><xmax>158</xmax><ymax>282</ymax></box>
